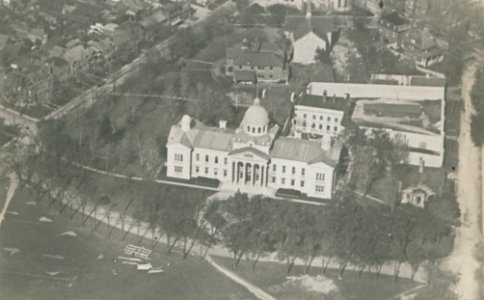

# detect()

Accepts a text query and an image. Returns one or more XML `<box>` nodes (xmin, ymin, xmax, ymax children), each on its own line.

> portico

<box><xmin>231</xmin><ymin>161</ymin><xmax>268</xmax><ymax>186</ymax></box>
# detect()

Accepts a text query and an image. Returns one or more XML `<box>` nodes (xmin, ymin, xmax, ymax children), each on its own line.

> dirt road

<box><xmin>443</xmin><ymin>59</ymin><xmax>483</xmax><ymax>300</ymax></box>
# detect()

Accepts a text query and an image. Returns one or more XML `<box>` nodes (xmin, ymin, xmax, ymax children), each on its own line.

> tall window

<box><xmin>301</xmin><ymin>168</ymin><xmax>305</xmax><ymax>176</ymax></box>
<box><xmin>195</xmin><ymin>166</ymin><xmax>199</xmax><ymax>173</ymax></box>
<box><xmin>214</xmin><ymin>168</ymin><xmax>218</xmax><ymax>176</ymax></box>
<box><xmin>224</xmin><ymin>157</ymin><xmax>228</xmax><ymax>165</ymax></box>
<box><xmin>281</xmin><ymin>178</ymin><xmax>286</xmax><ymax>184</ymax></box>
<box><xmin>215</xmin><ymin>156</ymin><xmax>219</xmax><ymax>164</ymax></box>
<box><xmin>316</xmin><ymin>173</ymin><xmax>325</xmax><ymax>181</ymax></box>
<box><xmin>282</xmin><ymin>166</ymin><xmax>286</xmax><ymax>173</ymax></box>
<box><xmin>292</xmin><ymin>167</ymin><xmax>295</xmax><ymax>174</ymax></box>
<box><xmin>196</xmin><ymin>153</ymin><xmax>200</xmax><ymax>161</ymax></box>
<box><xmin>316</xmin><ymin>185</ymin><xmax>324</xmax><ymax>193</ymax></box>
<box><xmin>223</xmin><ymin>169</ymin><xmax>227</xmax><ymax>177</ymax></box>
<box><xmin>205</xmin><ymin>155</ymin><xmax>209</xmax><ymax>162</ymax></box>
<box><xmin>174</xmin><ymin>154</ymin><xmax>183</xmax><ymax>162</ymax></box>
<box><xmin>273</xmin><ymin>164</ymin><xmax>276</xmax><ymax>172</ymax></box>
<box><xmin>205</xmin><ymin>167</ymin><xmax>209</xmax><ymax>174</ymax></box>
<box><xmin>291</xmin><ymin>179</ymin><xmax>295</xmax><ymax>186</ymax></box>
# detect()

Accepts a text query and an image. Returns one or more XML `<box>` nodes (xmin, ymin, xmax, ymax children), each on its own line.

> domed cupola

<box><xmin>241</xmin><ymin>98</ymin><xmax>270</xmax><ymax>137</ymax></box>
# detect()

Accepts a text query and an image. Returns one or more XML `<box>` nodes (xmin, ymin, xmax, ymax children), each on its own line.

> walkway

<box><xmin>0</xmin><ymin>173</ymin><xmax>19</xmax><ymax>229</ymax></box>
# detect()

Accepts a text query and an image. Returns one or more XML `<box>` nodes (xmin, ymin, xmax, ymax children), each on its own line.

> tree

<box><xmin>315</xmin><ymin>47</ymin><xmax>331</xmax><ymax>65</ymax></box>
<box><xmin>98</xmin><ymin>116</ymin><xmax>114</xmax><ymax>141</ymax></box>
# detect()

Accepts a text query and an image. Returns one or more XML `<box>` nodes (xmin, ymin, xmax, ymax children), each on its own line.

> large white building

<box><xmin>166</xmin><ymin>98</ymin><xmax>342</xmax><ymax>199</ymax></box>
<box><xmin>257</xmin><ymin>0</ymin><xmax>351</xmax><ymax>12</ymax></box>
<box><xmin>304</xmin><ymin>77</ymin><xmax>446</xmax><ymax>168</ymax></box>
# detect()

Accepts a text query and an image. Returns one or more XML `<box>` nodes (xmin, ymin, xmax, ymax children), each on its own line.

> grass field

<box><xmin>0</xmin><ymin>188</ymin><xmax>254</xmax><ymax>300</ymax></box>
<box><xmin>212</xmin><ymin>256</ymin><xmax>418</xmax><ymax>300</ymax></box>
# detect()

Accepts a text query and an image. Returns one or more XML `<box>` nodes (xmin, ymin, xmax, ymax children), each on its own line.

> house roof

<box><xmin>285</xmin><ymin>16</ymin><xmax>335</xmax><ymax>41</ymax></box>
<box><xmin>380</xmin><ymin>12</ymin><xmax>410</xmax><ymax>27</ymax></box>
<box><xmin>296</xmin><ymin>93</ymin><xmax>348</xmax><ymax>111</ymax></box>
<box><xmin>233</xmin><ymin>70</ymin><xmax>256</xmax><ymax>82</ymax></box>
<box><xmin>270</xmin><ymin>136</ymin><xmax>341</xmax><ymax>166</ymax></box>
<box><xmin>396</xmin><ymin>164</ymin><xmax>445</xmax><ymax>193</ymax></box>
<box><xmin>410</xmin><ymin>76</ymin><xmax>446</xmax><ymax>87</ymax></box>
<box><xmin>233</xmin><ymin>52</ymin><xmax>284</xmax><ymax>68</ymax></box>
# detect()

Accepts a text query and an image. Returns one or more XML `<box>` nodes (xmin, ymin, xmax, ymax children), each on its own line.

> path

<box><xmin>0</xmin><ymin>173</ymin><xmax>18</xmax><ymax>229</ymax></box>
<box><xmin>441</xmin><ymin>58</ymin><xmax>483</xmax><ymax>300</ymax></box>
<box><xmin>205</xmin><ymin>256</ymin><xmax>276</xmax><ymax>300</ymax></box>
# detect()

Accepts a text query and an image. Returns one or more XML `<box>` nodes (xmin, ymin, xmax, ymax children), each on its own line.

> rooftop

<box><xmin>284</xmin><ymin>16</ymin><xmax>335</xmax><ymax>41</ymax></box>
<box><xmin>380</xmin><ymin>12</ymin><xmax>411</xmax><ymax>27</ymax></box>
<box><xmin>271</xmin><ymin>137</ymin><xmax>342</xmax><ymax>166</ymax></box>
<box><xmin>295</xmin><ymin>93</ymin><xmax>348</xmax><ymax>111</ymax></box>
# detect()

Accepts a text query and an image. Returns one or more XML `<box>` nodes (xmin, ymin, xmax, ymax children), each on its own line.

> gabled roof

<box><xmin>229</xmin><ymin>147</ymin><xmax>270</xmax><ymax>161</ymax></box>
<box><xmin>233</xmin><ymin>70</ymin><xmax>256</xmax><ymax>82</ymax></box>
<box><xmin>410</xmin><ymin>76</ymin><xmax>446</xmax><ymax>87</ymax></box>
<box><xmin>233</xmin><ymin>52</ymin><xmax>284</xmax><ymax>68</ymax></box>
<box><xmin>270</xmin><ymin>137</ymin><xmax>341</xmax><ymax>167</ymax></box>
<box><xmin>284</xmin><ymin>16</ymin><xmax>335</xmax><ymax>41</ymax></box>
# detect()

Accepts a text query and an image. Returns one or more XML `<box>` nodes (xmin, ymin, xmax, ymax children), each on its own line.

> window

<box><xmin>282</xmin><ymin>166</ymin><xmax>286</xmax><ymax>173</ymax></box>
<box><xmin>247</xmin><ymin>126</ymin><xmax>250</xmax><ymax>132</ymax></box>
<box><xmin>258</xmin><ymin>66</ymin><xmax>263</xmax><ymax>70</ymax></box>
<box><xmin>174</xmin><ymin>166</ymin><xmax>183</xmax><ymax>173</ymax></box>
<box><xmin>335</xmin><ymin>118</ymin><xmax>339</xmax><ymax>123</ymax></box>
<box><xmin>205</xmin><ymin>155</ymin><xmax>209</xmax><ymax>162</ymax></box>
<box><xmin>258</xmin><ymin>127</ymin><xmax>261</xmax><ymax>133</ymax></box>
<box><xmin>301</xmin><ymin>168</ymin><xmax>305</xmax><ymax>175</ymax></box>
<box><xmin>224</xmin><ymin>157</ymin><xmax>228</xmax><ymax>165</ymax></box>
<box><xmin>419</xmin><ymin>142</ymin><xmax>427</xmax><ymax>149</ymax></box>
<box><xmin>252</xmin><ymin>127</ymin><xmax>256</xmax><ymax>133</ymax></box>
<box><xmin>214</xmin><ymin>168</ymin><xmax>218</xmax><ymax>176</ymax></box>
<box><xmin>316</xmin><ymin>173</ymin><xmax>325</xmax><ymax>181</ymax></box>
<box><xmin>334</xmin><ymin>126</ymin><xmax>338</xmax><ymax>132</ymax></box>
<box><xmin>251</xmin><ymin>65</ymin><xmax>254</xmax><ymax>70</ymax></box>
<box><xmin>292</xmin><ymin>167</ymin><xmax>295</xmax><ymax>174</ymax></box>
<box><xmin>270</xmin><ymin>66</ymin><xmax>273</xmax><ymax>70</ymax></box>
<box><xmin>319</xmin><ymin>124</ymin><xmax>323</xmax><ymax>129</ymax></box>
<box><xmin>281</xmin><ymin>178</ymin><xmax>286</xmax><ymax>184</ymax></box>
<box><xmin>273</xmin><ymin>164</ymin><xmax>276</xmax><ymax>172</ymax></box>
<box><xmin>303</xmin><ymin>114</ymin><xmax>307</xmax><ymax>118</ymax></box>
<box><xmin>303</xmin><ymin>122</ymin><xmax>307</xmax><ymax>127</ymax></box>
<box><xmin>258</xmin><ymin>74</ymin><xmax>264</xmax><ymax>79</ymax></box>
<box><xmin>327</xmin><ymin>117</ymin><xmax>331</xmax><ymax>121</ymax></box>
<box><xmin>311</xmin><ymin>123</ymin><xmax>315</xmax><ymax>129</ymax></box>
<box><xmin>326</xmin><ymin>125</ymin><xmax>330</xmax><ymax>131</ymax></box>
<box><xmin>223</xmin><ymin>169</ymin><xmax>227</xmax><ymax>177</ymax></box>
<box><xmin>205</xmin><ymin>167</ymin><xmax>209</xmax><ymax>174</ymax></box>
<box><xmin>301</xmin><ymin>181</ymin><xmax>305</xmax><ymax>187</ymax></box>
<box><xmin>272</xmin><ymin>176</ymin><xmax>276</xmax><ymax>183</ymax></box>
<box><xmin>269</xmin><ymin>74</ymin><xmax>273</xmax><ymax>79</ymax></box>
<box><xmin>215</xmin><ymin>156</ymin><xmax>219</xmax><ymax>164</ymax></box>
<box><xmin>316</xmin><ymin>185</ymin><xmax>324</xmax><ymax>193</ymax></box>
<box><xmin>312</xmin><ymin>115</ymin><xmax>316</xmax><ymax>119</ymax></box>
<box><xmin>239</xmin><ymin>65</ymin><xmax>242</xmax><ymax>69</ymax></box>
<box><xmin>320</xmin><ymin>116</ymin><xmax>323</xmax><ymax>120</ymax></box>
<box><xmin>291</xmin><ymin>179</ymin><xmax>295</xmax><ymax>186</ymax></box>
<box><xmin>195</xmin><ymin>166</ymin><xmax>199</xmax><ymax>173</ymax></box>
<box><xmin>174</xmin><ymin>153</ymin><xmax>183</xmax><ymax>161</ymax></box>
<box><xmin>196</xmin><ymin>153</ymin><xmax>200</xmax><ymax>161</ymax></box>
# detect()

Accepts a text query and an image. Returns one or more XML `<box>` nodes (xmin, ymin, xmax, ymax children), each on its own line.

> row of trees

<box><xmin>212</xmin><ymin>193</ymin><xmax>452</xmax><ymax>280</ymax></box>
<box><xmin>470</xmin><ymin>66</ymin><xmax>484</xmax><ymax>146</ymax></box>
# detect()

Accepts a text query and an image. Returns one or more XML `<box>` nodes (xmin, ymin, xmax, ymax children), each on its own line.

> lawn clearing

<box><xmin>0</xmin><ymin>188</ymin><xmax>254</xmax><ymax>300</ymax></box>
<box><xmin>212</xmin><ymin>256</ymin><xmax>418</xmax><ymax>300</ymax></box>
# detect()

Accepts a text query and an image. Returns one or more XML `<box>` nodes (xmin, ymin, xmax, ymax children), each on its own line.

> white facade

<box><xmin>166</xmin><ymin>99</ymin><xmax>342</xmax><ymax>200</ymax></box>
<box><xmin>292</xmin><ymin>32</ymin><xmax>328</xmax><ymax>65</ymax></box>
<box><xmin>293</xmin><ymin>104</ymin><xmax>345</xmax><ymax>136</ymax></box>
<box><xmin>256</xmin><ymin>0</ymin><xmax>351</xmax><ymax>12</ymax></box>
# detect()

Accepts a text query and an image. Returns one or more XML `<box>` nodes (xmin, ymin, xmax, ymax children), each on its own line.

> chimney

<box><xmin>219</xmin><ymin>120</ymin><xmax>227</xmax><ymax>130</ymax></box>
<box><xmin>321</xmin><ymin>135</ymin><xmax>331</xmax><ymax>151</ymax></box>
<box><xmin>305</xmin><ymin>0</ymin><xmax>312</xmax><ymax>19</ymax></box>
<box><xmin>181</xmin><ymin>114</ymin><xmax>191</xmax><ymax>132</ymax></box>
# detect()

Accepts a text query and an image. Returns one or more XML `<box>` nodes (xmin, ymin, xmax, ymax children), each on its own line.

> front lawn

<box><xmin>212</xmin><ymin>256</ymin><xmax>418</xmax><ymax>300</ymax></box>
<box><xmin>0</xmin><ymin>188</ymin><xmax>253</xmax><ymax>300</ymax></box>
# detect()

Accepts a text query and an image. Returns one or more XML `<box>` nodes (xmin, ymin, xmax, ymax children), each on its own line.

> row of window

<box><xmin>174</xmin><ymin>153</ymin><xmax>183</xmax><ymax>162</ymax></box>
<box><xmin>316</xmin><ymin>173</ymin><xmax>326</xmax><ymax>181</ymax></box>
<box><xmin>272</xmin><ymin>164</ymin><xmax>305</xmax><ymax>175</ymax></box>
<box><xmin>195</xmin><ymin>166</ymin><xmax>228</xmax><ymax>177</ymax></box>
<box><xmin>195</xmin><ymin>153</ymin><xmax>228</xmax><ymax>165</ymax></box>
<box><xmin>272</xmin><ymin>177</ymin><xmax>305</xmax><ymax>187</ymax></box>
<box><xmin>301</xmin><ymin>122</ymin><xmax>339</xmax><ymax>132</ymax></box>
<box><xmin>299</xmin><ymin>114</ymin><xmax>339</xmax><ymax>123</ymax></box>
<box><xmin>238</xmin><ymin>65</ymin><xmax>274</xmax><ymax>71</ymax></box>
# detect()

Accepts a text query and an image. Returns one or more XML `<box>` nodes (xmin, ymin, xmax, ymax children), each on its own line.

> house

<box><xmin>88</xmin><ymin>38</ymin><xmax>115</xmax><ymax>58</ymax></box>
<box><xmin>397</xmin><ymin>164</ymin><xmax>445</xmax><ymax>208</ymax></box>
<box><xmin>63</xmin><ymin>44</ymin><xmax>98</xmax><ymax>72</ymax></box>
<box><xmin>166</xmin><ymin>98</ymin><xmax>342</xmax><ymax>199</ymax></box>
<box><xmin>256</xmin><ymin>0</ymin><xmax>351</xmax><ymax>12</ymax></box>
<box><xmin>164</xmin><ymin>2</ymin><xmax>193</xmax><ymax>26</ymax></box>
<box><xmin>305</xmin><ymin>79</ymin><xmax>446</xmax><ymax>168</ymax></box>
<box><xmin>225</xmin><ymin>39</ymin><xmax>288</xmax><ymax>84</ymax></box>
<box><xmin>284</xmin><ymin>12</ymin><xmax>336</xmax><ymax>65</ymax></box>
<box><xmin>378</xmin><ymin>12</ymin><xmax>413</xmax><ymax>47</ymax></box>
<box><xmin>113</xmin><ymin>21</ymin><xmax>145</xmax><ymax>47</ymax></box>
<box><xmin>292</xmin><ymin>91</ymin><xmax>349</xmax><ymax>137</ymax></box>
<box><xmin>401</xmin><ymin>28</ymin><xmax>444</xmax><ymax>68</ymax></box>
<box><xmin>103</xmin><ymin>23</ymin><xmax>120</xmax><ymax>37</ymax></box>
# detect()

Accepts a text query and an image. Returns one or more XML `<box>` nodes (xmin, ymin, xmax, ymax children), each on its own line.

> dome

<box><xmin>242</xmin><ymin>98</ymin><xmax>269</xmax><ymax>127</ymax></box>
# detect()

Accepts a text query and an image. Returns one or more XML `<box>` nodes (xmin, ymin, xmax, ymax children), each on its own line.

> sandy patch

<box><xmin>39</xmin><ymin>217</ymin><xmax>53</xmax><ymax>223</ymax></box>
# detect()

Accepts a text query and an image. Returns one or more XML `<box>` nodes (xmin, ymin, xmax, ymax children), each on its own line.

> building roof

<box><xmin>229</xmin><ymin>147</ymin><xmax>271</xmax><ymax>161</ymax></box>
<box><xmin>410</xmin><ymin>76</ymin><xmax>446</xmax><ymax>87</ymax></box>
<box><xmin>270</xmin><ymin>137</ymin><xmax>341</xmax><ymax>166</ymax></box>
<box><xmin>241</xmin><ymin>98</ymin><xmax>270</xmax><ymax>127</ymax></box>
<box><xmin>380</xmin><ymin>12</ymin><xmax>410</xmax><ymax>27</ymax></box>
<box><xmin>363</xmin><ymin>102</ymin><xmax>422</xmax><ymax>115</ymax></box>
<box><xmin>296</xmin><ymin>93</ymin><xmax>348</xmax><ymax>111</ymax></box>
<box><xmin>396</xmin><ymin>164</ymin><xmax>445</xmax><ymax>193</ymax></box>
<box><xmin>233</xmin><ymin>52</ymin><xmax>284</xmax><ymax>68</ymax></box>
<box><xmin>284</xmin><ymin>16</ymin><xmax>335</xmax><ymax>41</ymax></box>
<box><xmin>233</xmin><ymin>70</ymin><xmax>256</xmax><ymax>82</ymax></box>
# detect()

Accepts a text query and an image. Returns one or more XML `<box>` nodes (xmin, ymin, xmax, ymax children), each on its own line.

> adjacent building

<box><xmin>257</xmin><ymin>0</ymin><xmax>351</xmax><ymax>12</ymax></box>
<box><xmin>225</xmin><ymin>39</ymin><xmax>289</xmax><ymax>85</ymax></box>
<box><xmin>305</xmin><ymin>77</ymin><xmax>446</xmax><ymax>168</ymax></box>
<box><xmin>378</xmin><ymin>12</ymin><xmax>413</xmax><ymax>47</ymax></box>
<box><xmin>401</xmin><ymin>28</ymin><xmax>445</xmax><ymax>67</ymax></box>
<box><xmin>284</xmin><ymin>13</ymin><xmax>336</xmax><ymax>65</ymax></box>
<box><xmin>166</xmin><ymin>98</ymin><xmax>342</xmax><ymax>199</ymax></box>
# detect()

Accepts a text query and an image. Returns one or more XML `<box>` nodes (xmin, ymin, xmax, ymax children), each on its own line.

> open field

<box><xmin>0</xmin><ymin>187</ymin><xmax>253</xmax><ymax>300</ymax></box>
<box><xmin>212</xmin><ymin>256</ymin><xmax>418</xmax><ymax>300</ymax></box>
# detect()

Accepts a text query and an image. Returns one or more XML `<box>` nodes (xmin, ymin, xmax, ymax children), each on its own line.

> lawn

<box><xmin>0</xmin><ymin>188</ymin><xmax>254</xmax><ymax>300</ymax></box>
<box><xmin>212</xmin><ymin>256</ymin><xmax>418</xmax><ymax>300</ymax></box>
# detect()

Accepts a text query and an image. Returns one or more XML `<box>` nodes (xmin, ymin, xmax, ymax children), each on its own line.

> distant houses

<box><xmin>225</xmin><ymin>38</ymin><xmax>289</xmax><ymax>85</ymax></box>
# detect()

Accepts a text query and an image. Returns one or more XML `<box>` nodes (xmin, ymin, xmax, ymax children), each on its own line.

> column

<box><xmin>260</xmin><ymin>166</ymin><xmax>265</xmax><ymax>187</ymax></box>
<box><xmin>232</xmin><ymin>161</ymin><xmax>235</xmax><ymax>183</ymax></box>
<box><xmin>265</xmin><ymin>164</ymin><xmax>269</xmax><ymax>187</ymax></box>
<box><xmin>252</xmin><ymin>164</ymin><xmax>257</xmax><ymax>185</ymax></box>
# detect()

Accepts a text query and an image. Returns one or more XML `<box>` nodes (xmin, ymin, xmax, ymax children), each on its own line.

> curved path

<box><xmin>0</xmin><ymin>173</ymin><xmax>19</xmax><ymax>229</ymax></box>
